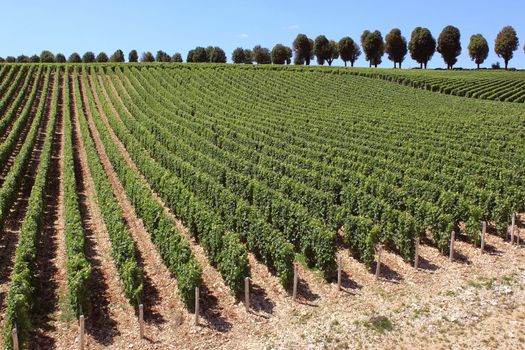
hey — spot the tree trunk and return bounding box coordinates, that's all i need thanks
[399,61,402,69]
[344,61,347,67]
[394,62,396,69]
[477,63,480,69]
[351,61,354,67]
[369,61,372,68]
[374,63,378,68]
[505,60,509,70]
[420,62,423,69]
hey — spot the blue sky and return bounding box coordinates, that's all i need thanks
[1,0,524,68]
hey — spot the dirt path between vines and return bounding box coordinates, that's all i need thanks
[69,72,137,349]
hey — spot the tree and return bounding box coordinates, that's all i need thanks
[313,35,330,65]
[110,49,125,62]
[468,34,489,69]
[208,47,227,63]
[437,25,461,69]
[494,26,519,70]
[243,49,253,64]
[128,50,138,63]
[293,34,313,65]
[55,53,66,63]
[271,44,292,64]
[252,45,271,64]
[338,37,361,67]
[68,52,82,63]
[156,50,171,62]
[361,30,384,67]
[96,52,109,63]
[385,28,408,68]
[232,47,246,63]
[82,51,95,63]
[140,51,155,62]
[326,40,339,66]
[172,53,183,62]
[188,47,208,63]
[0,57,4,63]
[408,27,436,69]
[16,55,29,63]
[5,56,16,63]
[40,50,55,63]
[30,55,40,63]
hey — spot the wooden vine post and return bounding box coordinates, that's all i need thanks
[375,245,382,280]
[449,231,455,262]
[337,256,342,291]
[12,326,19,350]
[414,237,420,269]
[195,287,200,326]
[292,263,298,301]
[481,221,486,253]
[139,304,144,339]
[244,277,250,312]
[79,315,85,350]
[511,213,516,245]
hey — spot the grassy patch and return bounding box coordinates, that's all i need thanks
[364,316,393,334]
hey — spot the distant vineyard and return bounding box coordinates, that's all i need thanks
[0,63,524,349]
[345,68,525,102]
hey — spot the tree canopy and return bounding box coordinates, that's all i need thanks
[338,37,361,67]
[110,49,125,62]
[40,50,55,63]
[55,53,66,63]
[140,51,155,62]
[361,30,384,67]
[468,34,489,69]
[271,44,292,64]
[172,53,183,63]
[253,45,271,64]
[96,52,109,63]
[495,26,519,69]
[293,34,313,65]
[68,52,82,63]
[156,50,171,62]
[128,50,138,63]
[385,29,408,68]
[437,25,462,69]
[207,46,227,63]
[82,51,96,63]
[408,27,436,69]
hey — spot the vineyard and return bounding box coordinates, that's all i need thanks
[0,63,524,349]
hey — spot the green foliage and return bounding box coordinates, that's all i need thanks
[495,26,519,69]
[385,28,408,68]
[172,52,183,63]
[5,56,16,63]
[232,47,247,64]
[156,50,171,62]
[128,50,138,63]
[82,51,95,63]
[68,52,82,63]
[338,37,361,67]
[437,25,462,69]
[408,27,436,69]
[293,34,313,65]
[361,30,384,67]
[55,53,67,63]
[40,50,55,63]
[140,51,155,62]
[110,49,125,63]
[16,55,29,63]
[29,55,40,63]
[207,46,227,63]
[96,52,109,63]
[468,34,489,69]
[252,45,271,64]
[271,44,292,65]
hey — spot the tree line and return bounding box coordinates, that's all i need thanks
[1,26,522,69]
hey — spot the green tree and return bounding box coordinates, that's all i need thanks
[244,49,253,64]
[437,25,461,69]
[16,55,29,63]
[55,53,66,63]
[293,34,313,65]
[82,51,95,63]
[408,27,436,69]
[68,52,82,63]
[326,40,339,66]
[0,57,4,63]
[468,34,489,69]
[232,47,246,63]
[96,52,109,63]
[30,55,40,63]
[271,44,292,64]
[385,28,408,68]
[110,49,125,62]
[189,47,208,62]
[172,53,183,62]
[40,50,55,63]
[128,50,138,63]
[361,30,384,67]
[252,45,271,64]
[208,47,227,63]
[5,56,16,63]
[494,26,519,70]
[140,51,155,62]
[156,50,171,62]
[338,37,361,67]
[313,35,330,65]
